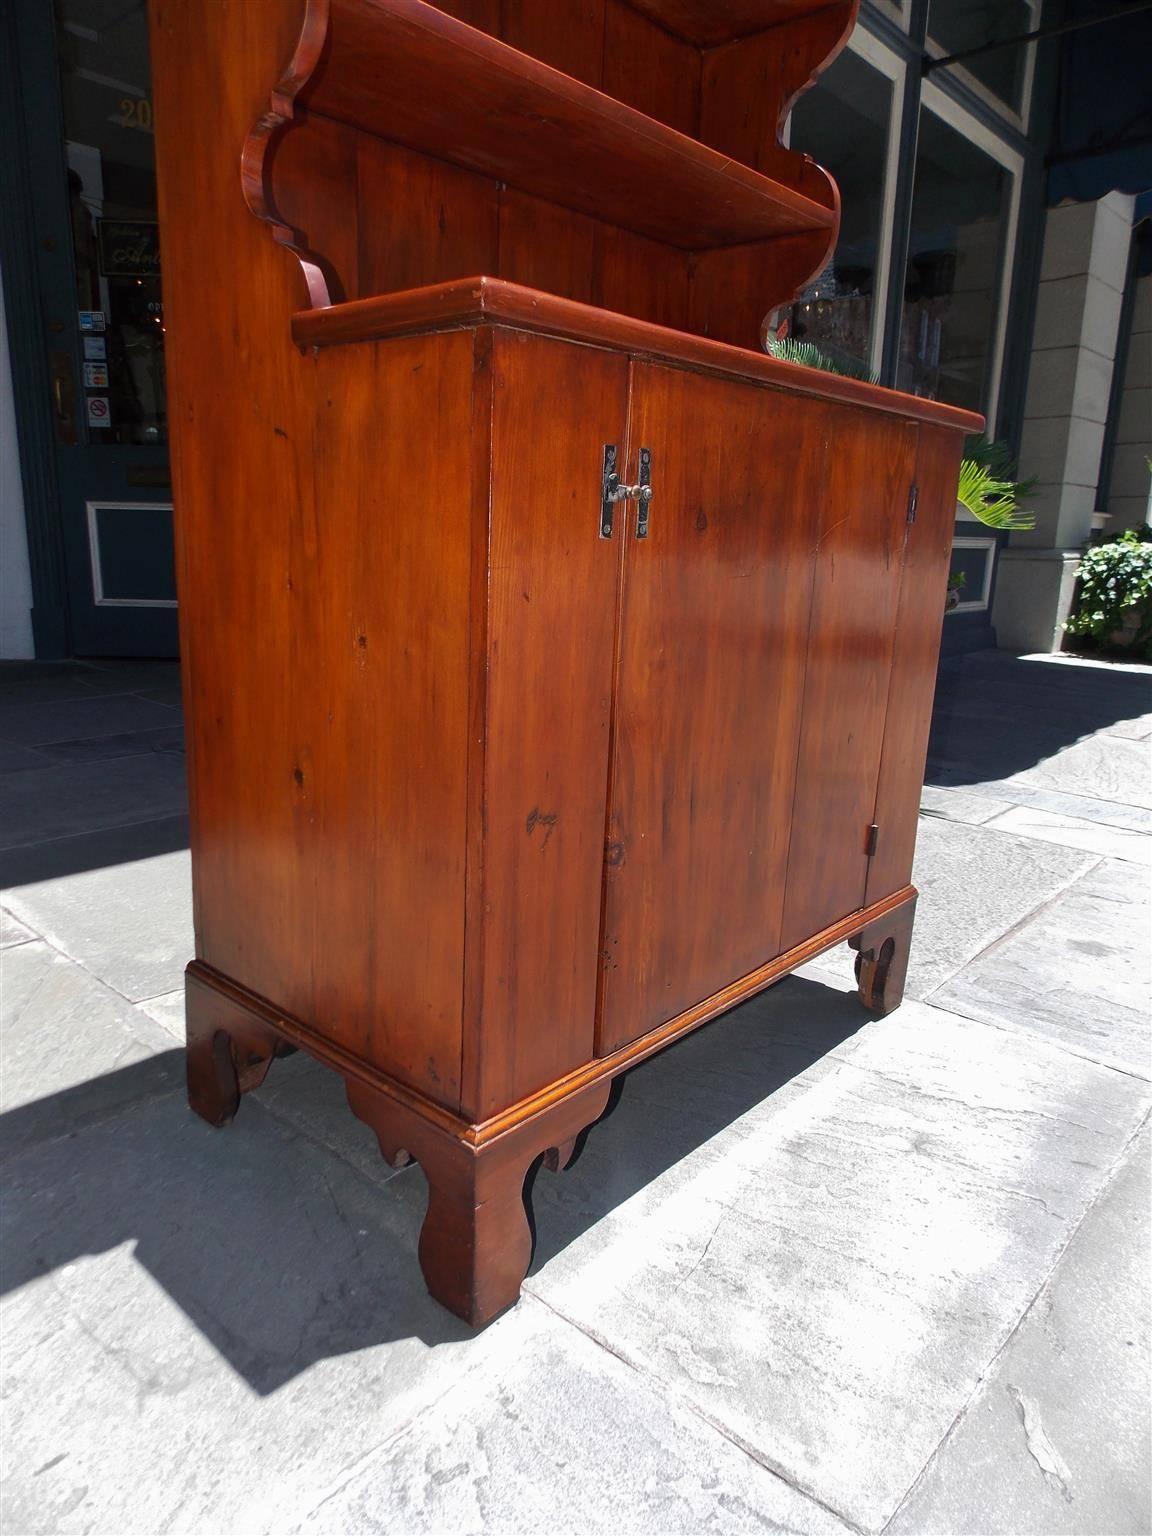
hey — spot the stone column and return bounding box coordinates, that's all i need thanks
[993,191,1134,652]
[1105,266,1151,532]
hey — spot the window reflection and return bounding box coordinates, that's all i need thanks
[928,0,1033,112]
[897,108,1011,413]
[56,0,166,446]
[786,47,894,375]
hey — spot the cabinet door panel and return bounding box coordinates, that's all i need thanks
[471,330,628,1115]
[777,409,917,952]
[597,365,830,1055]
[865,423,965,903]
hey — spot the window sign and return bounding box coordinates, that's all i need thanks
[96,219,161,279]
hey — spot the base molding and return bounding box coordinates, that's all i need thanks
[184,883,917,1323]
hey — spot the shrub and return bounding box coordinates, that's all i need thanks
[1065,529,1152,659]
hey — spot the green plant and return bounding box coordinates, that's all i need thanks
[764,334,878,384]
[765,337,1034,531]
[1065,529,1152,658]
[955,455,1035,531]
[947,570,967,592]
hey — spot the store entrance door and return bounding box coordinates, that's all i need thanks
[14,0,177,656]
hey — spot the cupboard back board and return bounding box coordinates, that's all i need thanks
[151,0,982,1324]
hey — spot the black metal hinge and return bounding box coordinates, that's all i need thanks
[866,823,879,857]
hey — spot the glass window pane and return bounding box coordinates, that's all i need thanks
[56,0,167,446]
[897,108,1011,414]
[786,48,894,374]
[928,0,1032,111]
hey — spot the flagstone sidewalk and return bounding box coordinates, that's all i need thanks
[1,649,1149,1536]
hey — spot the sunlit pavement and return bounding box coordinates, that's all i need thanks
[2,650,1149,1535]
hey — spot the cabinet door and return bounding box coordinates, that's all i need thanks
[470,330,629,1115]
[597,364,831,1055]
[865,422,966,905]
[776,407,917,952]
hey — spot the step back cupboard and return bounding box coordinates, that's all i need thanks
[149,0,983,1324]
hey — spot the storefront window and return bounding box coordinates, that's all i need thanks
[56,0,166,446]
[897,106,1012,414]
[786,47,895,375]
[928,0,1034,113]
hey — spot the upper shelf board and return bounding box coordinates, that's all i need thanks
[298,0,837,252]
[622,0,847,48]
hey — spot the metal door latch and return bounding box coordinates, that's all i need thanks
[600,445,654,539]
[634,447,653,538]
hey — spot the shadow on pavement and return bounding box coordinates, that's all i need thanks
[0,975,866,1392]
[927,652,1151,788]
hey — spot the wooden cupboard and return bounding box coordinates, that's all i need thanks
[150,0,983,1325]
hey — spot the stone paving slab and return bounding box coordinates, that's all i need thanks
[290,1295,852,1536]
[932,858,1152,1079]
[255,1053,411,1190]
[888,1123,1152,1536]
[0,909,36,948]
[33,724,185,766]
[4,850,194,1003]
[798,815,1096,999]
[985,803,1152,863]
[0,692,180,748]
[0,754,188,852]
[0,744,49,774]
[524,1004,1152,1533]
[0,942,182,1161]
[0,660,181,703]
[919,784,1014,825]
[945,776,1152,833]
[0,814,189,890]
[136,985,186,1038]
[0,1093,531,1536]
[997,734,1152,812]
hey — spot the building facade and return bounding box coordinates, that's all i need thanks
[2,0,1149,660]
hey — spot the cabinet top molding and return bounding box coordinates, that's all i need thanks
[293,276,986,434]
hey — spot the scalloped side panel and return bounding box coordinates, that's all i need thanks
[699,0,859,309]
[240,0,336,308]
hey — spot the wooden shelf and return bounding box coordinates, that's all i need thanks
[301,0,837,252]
[622,0,846,48]
[293,276,985,435]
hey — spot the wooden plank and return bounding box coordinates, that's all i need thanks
[302,0,837,251]
[293,277,986,435]
[777,407,916,952]
[498,190,598,304]
[272,112,361,303]
[865,422,967,903]
[355,133,499,298]
[502,0,606,86]
[470,331,629,1115]
[603,1,700,137]
[621,0,848,47]
[597,364,829,1054]
[596,224,691,330]
[295,333,475,1102]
